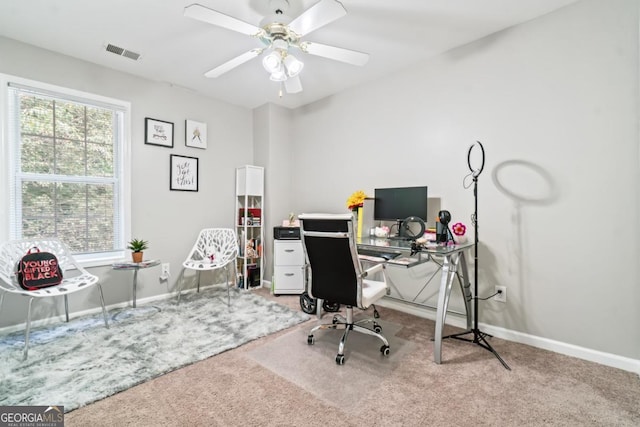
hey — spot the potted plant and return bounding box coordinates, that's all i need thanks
[127,238,149,263]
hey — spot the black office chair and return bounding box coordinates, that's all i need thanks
[299,213,390,365]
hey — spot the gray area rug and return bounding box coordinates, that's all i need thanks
[247,317,415,412]
[0,286,309,411]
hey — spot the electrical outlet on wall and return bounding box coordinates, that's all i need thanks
[161,263,170,280]
[495,286,506,303]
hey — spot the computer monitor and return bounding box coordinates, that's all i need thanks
[374,186,428,238]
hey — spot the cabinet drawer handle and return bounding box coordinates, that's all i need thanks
[284,249,295,253]
[285,273,294,277]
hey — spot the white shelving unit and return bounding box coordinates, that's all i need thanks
[235,165,264,290]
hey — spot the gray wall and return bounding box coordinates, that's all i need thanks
[288,0,639,362]
[0,37,254,323]
[0,0,638,367]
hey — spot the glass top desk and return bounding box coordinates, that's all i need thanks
[357,237,475,365]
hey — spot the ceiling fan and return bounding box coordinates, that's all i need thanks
[184,0,369,95]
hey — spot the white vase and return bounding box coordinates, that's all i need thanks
[453,235,468,244]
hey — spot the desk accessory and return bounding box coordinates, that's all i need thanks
[400,216,425,240]
[451,222,468,243]
[444,141,510,370]
[436,210,454,243]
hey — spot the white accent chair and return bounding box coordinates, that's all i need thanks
[0,238,109,360]
[176,228,238,306]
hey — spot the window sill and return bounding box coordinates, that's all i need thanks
[76,251,127,268]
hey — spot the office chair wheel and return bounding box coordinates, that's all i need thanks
[322,300,341,312]
[380,345,390,356]
[332,315,340,324]
[300,292,317,314]
[335,354,345,365]
[373,323,383,334]
[307,335,315,345]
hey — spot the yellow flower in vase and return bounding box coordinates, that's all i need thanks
[346,190,367,239]
[346,190,367,211]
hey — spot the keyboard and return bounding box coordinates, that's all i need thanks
[358,248,401,261]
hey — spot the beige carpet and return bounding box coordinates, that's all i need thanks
[66,288,640,427]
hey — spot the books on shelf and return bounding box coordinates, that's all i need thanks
[238,208,262,226]
[237,231,262,259]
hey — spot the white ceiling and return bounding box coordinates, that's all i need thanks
[0,0,578,109]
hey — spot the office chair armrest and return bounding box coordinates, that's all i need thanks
[362,262,384,278]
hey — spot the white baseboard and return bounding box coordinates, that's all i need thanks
[377,297,640,375]
[479,323,640,375]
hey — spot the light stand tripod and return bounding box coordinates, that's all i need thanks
[443,141,510,370]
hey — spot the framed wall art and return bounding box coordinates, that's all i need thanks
[170,154,199,192]
[145,118,174,148]
[185,119,207,149]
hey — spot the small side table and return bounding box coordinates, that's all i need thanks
[112,260,161,308]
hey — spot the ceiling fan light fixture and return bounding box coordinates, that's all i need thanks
[262,51,282,73]
[271,38,289,51]
[283,54,304,77]
[284,74,303,94]
[270,70,287,82]
[186,0,368,97]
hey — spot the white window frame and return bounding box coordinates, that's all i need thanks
[0,74,131,267]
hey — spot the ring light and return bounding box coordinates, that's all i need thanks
[401,216,425,240]
[467,140,485,178]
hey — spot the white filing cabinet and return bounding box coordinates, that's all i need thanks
[273,239,305,295]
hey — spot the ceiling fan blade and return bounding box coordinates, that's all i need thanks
[284,75,303,94]
[204,49,263,78]
[184,3,262,36]
[288,0,347,37]
[300,41,369,66]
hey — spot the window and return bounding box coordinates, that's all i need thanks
[2,77,130,265]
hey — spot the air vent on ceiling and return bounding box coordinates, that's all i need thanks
[105,43,141,61]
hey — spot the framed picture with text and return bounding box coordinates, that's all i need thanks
[170,154,198,192]
[185,119,207,149]
[145,118,174,148]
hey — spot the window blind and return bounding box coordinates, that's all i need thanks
[6,81,127,260]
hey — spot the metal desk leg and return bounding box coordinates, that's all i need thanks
[434,254,459,364]
[132,268,138,308]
